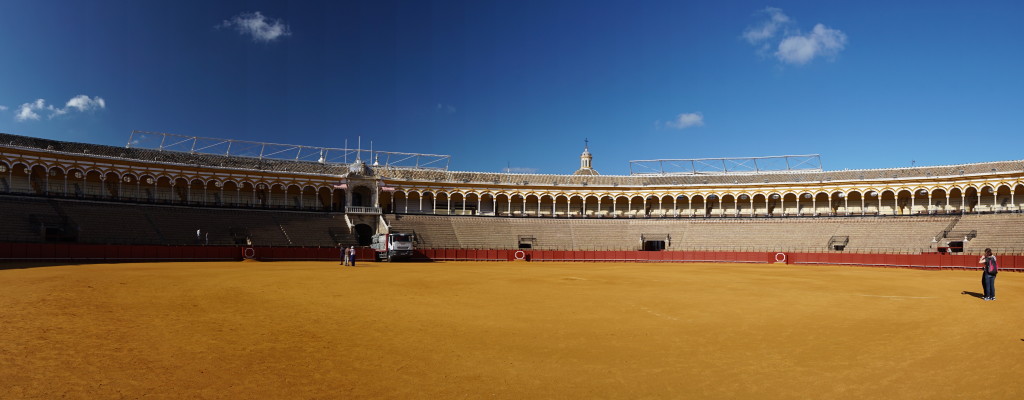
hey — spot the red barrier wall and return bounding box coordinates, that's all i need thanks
[0,243,356,262]
[2,243,1021,272]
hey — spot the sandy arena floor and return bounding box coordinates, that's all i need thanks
[1,260,1022,399]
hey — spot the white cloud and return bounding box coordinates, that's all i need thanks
[220,11,292,42]
[65,95,106,112]
[776,24,847,65]
[743,8,847,66]
[14,95,106,122]
[743,7,791,45]
[0,105,8,111]
[15,99,45,121]
[665,112,704,130]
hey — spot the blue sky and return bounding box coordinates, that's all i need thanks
[1,1,1022,175]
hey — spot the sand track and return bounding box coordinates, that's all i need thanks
[1,261,1021,399]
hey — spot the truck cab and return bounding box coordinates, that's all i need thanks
[370,232,415,261]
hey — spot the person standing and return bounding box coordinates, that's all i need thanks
[340,244,348,266]
[978,248,998,301]
[349,246,357,267]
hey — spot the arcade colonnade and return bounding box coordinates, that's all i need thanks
[386,184,1024,217]
[3,156,1024,217]
[0,159,379,211]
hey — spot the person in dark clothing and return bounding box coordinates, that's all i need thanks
[978,248,998,301]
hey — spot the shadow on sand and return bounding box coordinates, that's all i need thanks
[961,291,985,299]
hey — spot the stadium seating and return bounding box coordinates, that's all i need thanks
[954,213,1024,254]
[2,193,1003,254]
[55,200,164,245]
[380,213,984,253]
[3,131,1024,257]
[0,196,64,242]
[0,195,354,247]
[387,214,458,248]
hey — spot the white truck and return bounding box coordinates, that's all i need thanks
[370,232,415,262]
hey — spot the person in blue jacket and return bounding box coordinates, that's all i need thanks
[978,248,997,301]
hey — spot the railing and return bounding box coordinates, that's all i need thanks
[391,209,1018,219]
[401,244,1024,255]
[126,130,451,170]
[629,154,823,176]
[827,236,849,249]
[346,206,381,214]
[937,215,963,240]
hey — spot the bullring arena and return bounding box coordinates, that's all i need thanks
[2,131,1023,398]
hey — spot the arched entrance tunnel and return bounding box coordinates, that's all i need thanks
[354,224,374,246]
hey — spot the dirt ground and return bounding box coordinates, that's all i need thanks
[1,260,1021,399]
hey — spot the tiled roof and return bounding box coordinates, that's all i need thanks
[3,132,1023,187]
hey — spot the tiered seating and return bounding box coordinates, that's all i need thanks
[144,206,295,246]
[830,216,955,253]
[327,225,358,247]
[380,214,978,253]
[0,196,61,242]
[56,201,163,245]
[670,218,842,252]
[0,196,353,247]
[274,213,346,247]
[1,191,1019,254]
[386,214,457,248]
[955,213,1024,254]
[567,219,669,250]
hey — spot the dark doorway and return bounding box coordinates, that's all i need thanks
[354,224,373,246]
[643,241,665,251]
[351,186,373,207]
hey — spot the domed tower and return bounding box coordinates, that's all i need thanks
[573,139,599,176]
